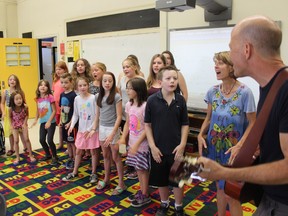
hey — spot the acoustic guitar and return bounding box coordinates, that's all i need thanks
[224,175,263,205]
[169,156,200,188]
[169,156,263,205]
[224,69,288,205]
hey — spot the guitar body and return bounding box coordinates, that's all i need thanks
[224,156,263,206]
[224,180,263,206]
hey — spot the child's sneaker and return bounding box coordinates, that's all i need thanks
[124,166,134,176]
[0,149,5,156]
[65,158,73,169]
[50,157,60,166]
[175,206,185,216]
[128,190,142,202]
[127,171,138,180]
[131,193,151,207]
[89,173,98,183]
[62,173,77,181]
[67,160,74,170]
[155,202,169,216]
[39,155,52,161]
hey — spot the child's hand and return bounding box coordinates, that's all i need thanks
[117,138,126,145]
[129,146,138,155]
[29,120,37,128]
[65,122,71,130]
[83,131,90,139]
[173,145,185,160]
[45,121,51,129]
[151,146,163,163]
[67,127,72,136]
[197,135,207,157]
[1,113,5,120]
[86,129,95,138]
[22,124,28,130]
[103,133,114,147]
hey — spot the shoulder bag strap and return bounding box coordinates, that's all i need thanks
[233,69,288,168]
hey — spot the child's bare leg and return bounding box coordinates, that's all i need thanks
[101,143,111,183]
[57,126,63,149]
[173,187,184,206]
[12,130,20,163]
[90,148,98,174]
[9,134,14,151]
[138,170,149,195]
[158,186,170,203]
[20,127,34,161]
[73,148,83,175]
[67,144,73,159]
[111,144,125,187]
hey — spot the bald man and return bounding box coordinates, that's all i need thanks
[198,15,288,215]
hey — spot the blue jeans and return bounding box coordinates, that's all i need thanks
[254,194,288,216]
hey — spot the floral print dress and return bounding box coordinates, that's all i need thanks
[204,83,256,165]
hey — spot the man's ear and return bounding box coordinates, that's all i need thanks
[245,42,253,60]
[157,79,162,85]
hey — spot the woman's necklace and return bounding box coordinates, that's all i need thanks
[221,80,237,95]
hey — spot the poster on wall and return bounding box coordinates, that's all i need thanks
[73,40,80,61]
[66,41,73,56]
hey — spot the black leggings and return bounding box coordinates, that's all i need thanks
[39,122,57,158]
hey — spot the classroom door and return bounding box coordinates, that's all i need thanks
[41,47,53,86]
[0,38,39,117]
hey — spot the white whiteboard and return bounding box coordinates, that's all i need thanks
[81,32,161,80]
[170,27,259,109]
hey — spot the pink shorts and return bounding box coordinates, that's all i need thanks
[75,131,100,150]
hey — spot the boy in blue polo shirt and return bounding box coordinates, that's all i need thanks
[144,65,189,216]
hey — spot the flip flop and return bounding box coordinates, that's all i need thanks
[30,157,37,164]
[112,185,127,195]
[82,154,91,161]
[13,160,19,166]
[96,180,110,190]
[7,150,15,156]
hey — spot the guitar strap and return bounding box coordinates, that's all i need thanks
[232,67,288,168]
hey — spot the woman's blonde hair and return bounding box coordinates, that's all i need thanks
[214,51,236,79]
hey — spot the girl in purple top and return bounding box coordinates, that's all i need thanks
[9,91,35,165]
[146,54,166,96]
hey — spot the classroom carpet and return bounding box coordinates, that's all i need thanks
[0,148,257,216]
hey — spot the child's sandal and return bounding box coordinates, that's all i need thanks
[6,150,15,156]
[112,185,127,195]
[96,180,110,190]
[13,160,20,166]
[30,156,37,164]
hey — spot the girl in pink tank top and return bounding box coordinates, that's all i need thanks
[9,91,36,165]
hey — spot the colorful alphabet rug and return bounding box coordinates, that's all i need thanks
[0,149,256,216]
